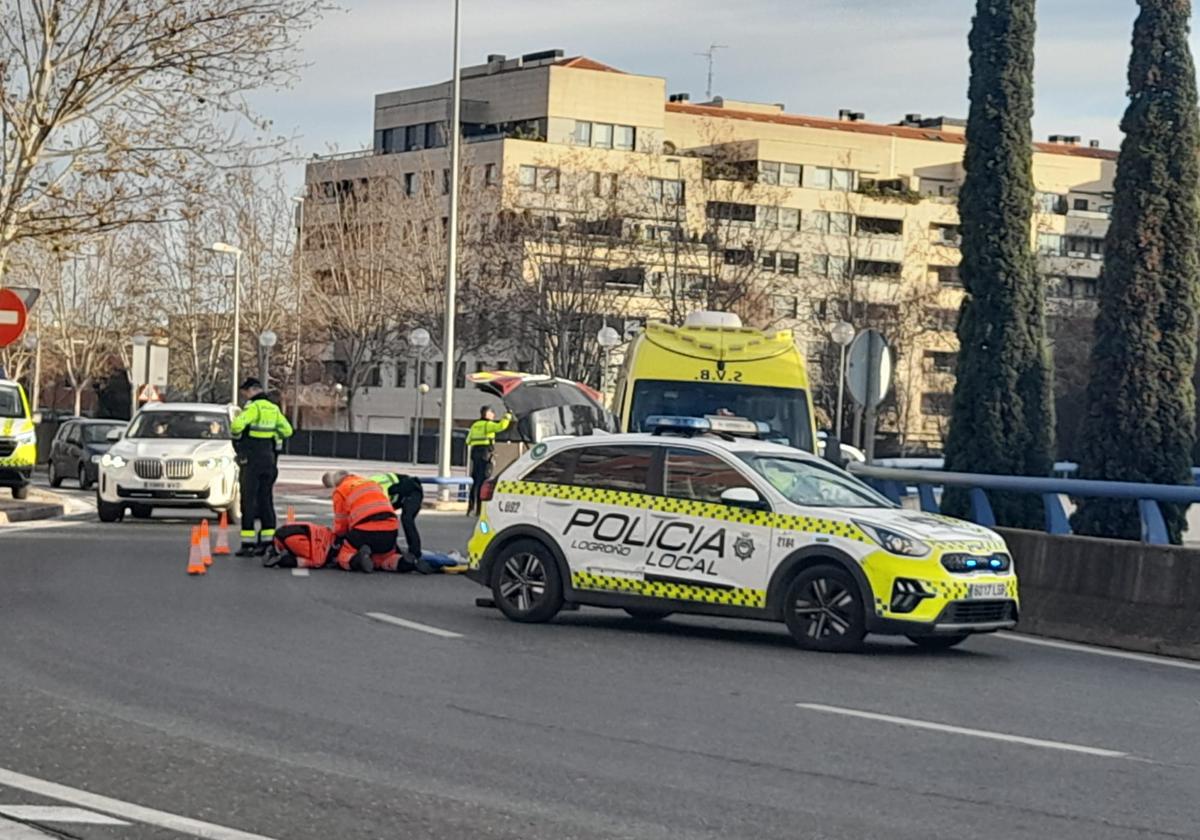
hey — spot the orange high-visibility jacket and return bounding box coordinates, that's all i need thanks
[332,475,398,536]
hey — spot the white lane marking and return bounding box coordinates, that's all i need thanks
[366,611,463,639]
[291,568,309,577]
[0,816,50,839]
[995,632,1200,672]
[0,805,128,825]
[0,766,284,840]
[0,521,85,537]
[795,703,1128,758]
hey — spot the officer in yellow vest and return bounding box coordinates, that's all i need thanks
[465,405,512,516]
[231,378,294,555]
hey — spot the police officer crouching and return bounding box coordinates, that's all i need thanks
[231,378,294,556]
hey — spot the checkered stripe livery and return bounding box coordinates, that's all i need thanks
[935,538,1008,553]
[572,571,767,608]
[495,481,869,542]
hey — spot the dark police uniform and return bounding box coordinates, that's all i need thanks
[231,391,293,551]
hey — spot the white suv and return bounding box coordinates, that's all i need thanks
[467,416,1018,652]
[97,402,239,522]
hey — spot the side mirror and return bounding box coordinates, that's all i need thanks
[106,428,123,442]
[720,486,767,510]
[31,411,43,425]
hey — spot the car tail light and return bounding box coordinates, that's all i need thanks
[479,479,496,502]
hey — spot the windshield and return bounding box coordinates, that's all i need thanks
[127,412,230,440]
[0,385,24,419]
[630,380,813,451]
[741,454,893,508]
[83,423,125,444]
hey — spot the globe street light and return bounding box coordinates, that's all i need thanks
[831,321,856,440]
[259,330,278,389]
[409,328,432,464]
[208,242,243,405]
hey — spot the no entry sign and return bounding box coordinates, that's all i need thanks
[0,288,28,348]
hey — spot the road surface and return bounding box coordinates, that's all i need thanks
[0,476,1197,839]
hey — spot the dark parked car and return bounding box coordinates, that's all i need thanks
[48,418,127,489]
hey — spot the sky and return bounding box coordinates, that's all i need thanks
[254,0,1186,164]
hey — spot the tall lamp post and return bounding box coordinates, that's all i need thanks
[333,382,344,431]
[596,325,621,403]
[23,330,40,413]
[831,320,856,439]
[208,242,243,405]
[290,195,306,427]
[259,330,278,389]
[409,327,431,464]
[437,0,464,482]
[131,333,149,410]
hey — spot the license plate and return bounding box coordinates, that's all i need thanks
[968,583,1007,599]
[143,481,182,490]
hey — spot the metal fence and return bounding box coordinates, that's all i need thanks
[282,429,468,467]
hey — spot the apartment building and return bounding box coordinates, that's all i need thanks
[304,48,1116,450]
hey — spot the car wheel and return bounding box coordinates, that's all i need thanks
[623,608,674,621]
[48,461,63,488]
[78,464,93,490]
[12,484,30,501]
[130,504,153,519]
[490,539,564,623]
[907,634,970,651]
[783,564,867,652]
[97,494,124,523]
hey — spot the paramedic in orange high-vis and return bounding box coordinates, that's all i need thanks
[323,470,401,572]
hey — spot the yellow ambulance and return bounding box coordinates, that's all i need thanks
[612,311,819,453]
[0,379,37,499]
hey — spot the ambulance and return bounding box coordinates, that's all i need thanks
[0,379,37,499]
[612,311,819,454]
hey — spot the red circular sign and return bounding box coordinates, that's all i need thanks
[0,288,29,348]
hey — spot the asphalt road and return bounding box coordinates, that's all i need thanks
[1,489,1198,839]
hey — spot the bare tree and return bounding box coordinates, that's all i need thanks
[0,0,327,282]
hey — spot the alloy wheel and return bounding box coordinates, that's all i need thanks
[498,552,547,613]
[793,577,855,640]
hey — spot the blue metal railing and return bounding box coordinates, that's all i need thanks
[848,464,1200,545]
[419,476,472,504]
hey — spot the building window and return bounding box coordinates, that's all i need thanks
[650,178,685,203]
[485,163,498,186]
[404,172,418,197]
[924,351,956,374]
[921,392,954,416]
[811,254,829,276]
[615,125,636,150]
[931,265,961,286]
[931,223,961,246]
[426,123,445,149]
[1057,275,1099,299]
[773,295,799,318]
[1035,191,1067,214]
[805,166,832,190]
[1037,233,1064,255]
[855,259,902,279]
[757,206,779,229]
[927,307,959,331]
[365,366,382,388]
[575,121,592,146]
[395,361,408,388]
[759,161,780,185]
[518,165,536,188]
[857,216,903,237]
[1065,235,1104,259]
[760,251,777,272]
[830,212,853,235]
[829,255,850,279]
[593,123,614,149]
[779,207,800,231]
[724,249,754,266]
[803,210,829,232]
[779,252,800,275]
[1073,198,1090,211]
[442,168,450,195]
[831,168,855,191]
[780,163,801,187]
[404,124,424,152]
[519,165,559,191]
[593,172,618,198]
[434,362,445,388]
[455,361,467,389]
[707,200,754,221]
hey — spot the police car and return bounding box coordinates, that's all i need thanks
[467,416,1018,652]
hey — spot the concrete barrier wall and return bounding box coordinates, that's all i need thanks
[998,528,1200,661]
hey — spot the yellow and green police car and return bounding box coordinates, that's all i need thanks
[467,416,1018,652]
[0,379,37,500]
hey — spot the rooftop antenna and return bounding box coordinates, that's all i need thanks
[696,44,729,101]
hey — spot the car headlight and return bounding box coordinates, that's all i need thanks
[198,456,232,470]
[15,430,36,445]
[101,453,127,469]
[855,521,930,557]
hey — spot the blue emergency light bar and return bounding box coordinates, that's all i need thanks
[645,415,768,438]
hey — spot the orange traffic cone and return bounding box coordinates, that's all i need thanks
[187,526,206,576]
[213,510,231,556]
[286,505,296,524]
[199,519,213,567]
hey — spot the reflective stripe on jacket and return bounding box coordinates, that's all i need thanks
[232,396,294,441]
[465,415,513,449]
[332,475,398,536]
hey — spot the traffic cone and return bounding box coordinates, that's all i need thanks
[187,526,206,576]
[199,519,213,567]
[286,505,296,524]
[213,511,231,556]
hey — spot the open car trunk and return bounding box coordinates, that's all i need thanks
[468,371,616,443]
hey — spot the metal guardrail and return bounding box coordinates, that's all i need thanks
[419,476,471,504]
[848,463,1200,545]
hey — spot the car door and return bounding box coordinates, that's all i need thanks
[648,446,774,607]
[538,444,655,592]
[52,422,75,475]
[65,423,83,471]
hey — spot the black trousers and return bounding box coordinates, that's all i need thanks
[468,449,492,513]
[398,493,422,558]
[346,527,398,554]
[239,453,278,539]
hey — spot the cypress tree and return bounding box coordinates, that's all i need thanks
[1072,0,1200,543]
[943,0,1054,527]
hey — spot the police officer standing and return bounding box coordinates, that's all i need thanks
[231,378,294,555]
[465,405,513,517]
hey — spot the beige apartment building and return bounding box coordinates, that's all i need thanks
[305,48,1115,451]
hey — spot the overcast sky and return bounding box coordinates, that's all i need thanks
[256,0,1187,161]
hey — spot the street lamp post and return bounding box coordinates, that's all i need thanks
[23,329,40,413]
[596,325,621,402]
[409,327,431,464]
[831,321,856,439]
[333,382,344,431]
[437,0,464,482]
[208,242,243,405]
[290,196,305,427]
[259,330,278,389]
